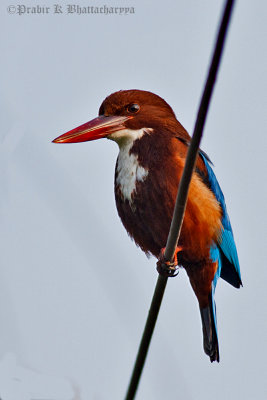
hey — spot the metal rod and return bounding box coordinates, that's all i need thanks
[124,1,235,399]
[125,275,168,400]
[165,0,235,262]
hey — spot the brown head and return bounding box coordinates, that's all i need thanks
[52,89,189,145]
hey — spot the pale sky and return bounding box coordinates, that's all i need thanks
[1,1,266,399]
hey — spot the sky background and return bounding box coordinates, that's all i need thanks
[1,0,267,399]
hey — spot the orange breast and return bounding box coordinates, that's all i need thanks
[177,156,222,262]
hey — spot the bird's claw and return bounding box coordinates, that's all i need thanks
[156,260,179,277]
[156,247,181,277]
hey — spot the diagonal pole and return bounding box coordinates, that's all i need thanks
[124,1,235,399]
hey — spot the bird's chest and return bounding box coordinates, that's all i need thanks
[114,145,173,257]
[115,145,148,204]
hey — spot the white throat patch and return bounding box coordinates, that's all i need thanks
[109,128,152,204]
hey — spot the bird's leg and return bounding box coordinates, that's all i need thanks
[156,246,183,277]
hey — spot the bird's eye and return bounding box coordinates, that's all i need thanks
[126,103,140,114]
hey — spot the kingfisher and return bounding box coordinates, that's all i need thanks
[53,89,242,362]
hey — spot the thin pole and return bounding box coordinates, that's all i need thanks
[165,0,235,262]
[125,275,168,400]
[124,1,235,399]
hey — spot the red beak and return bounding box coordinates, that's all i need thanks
[52,115,132,144]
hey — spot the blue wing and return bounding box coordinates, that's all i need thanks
[200,152,242,288]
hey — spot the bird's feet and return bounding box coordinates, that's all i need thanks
[156,246,182,277]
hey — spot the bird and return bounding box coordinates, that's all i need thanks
[53,89,242,362]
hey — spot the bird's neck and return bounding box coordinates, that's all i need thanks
[114,126,181,206]
[113,116,192,205]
